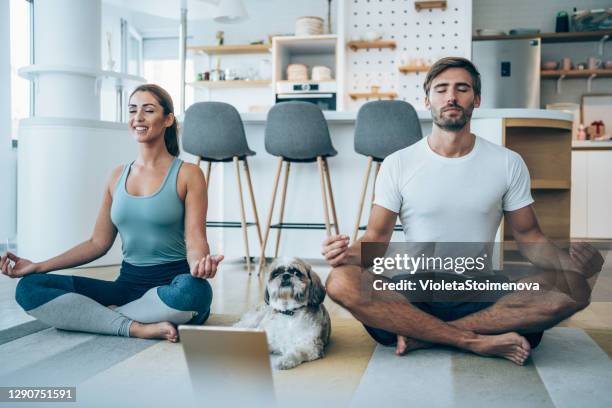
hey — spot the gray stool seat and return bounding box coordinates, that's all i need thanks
[354,100,422,161]
[352,100,423,241]
[183,101,256,161]
[259,102,339,270]
[265,101,337,162]
[182,101,262,273]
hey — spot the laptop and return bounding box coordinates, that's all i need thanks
[178,325,276,407]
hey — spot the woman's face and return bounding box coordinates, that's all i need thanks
[128,91,174,144]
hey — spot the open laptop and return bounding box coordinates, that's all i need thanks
[178,325,276,407]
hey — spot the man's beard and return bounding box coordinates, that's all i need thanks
[431,102,475,131]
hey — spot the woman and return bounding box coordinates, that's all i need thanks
[0,84,222,342]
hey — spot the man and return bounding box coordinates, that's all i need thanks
[323,57,604,365]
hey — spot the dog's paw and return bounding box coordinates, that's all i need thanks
[272,355,300,370]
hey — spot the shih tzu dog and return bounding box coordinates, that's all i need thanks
[234,257,331,370]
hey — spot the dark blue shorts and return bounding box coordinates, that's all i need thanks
[364,272,544,348]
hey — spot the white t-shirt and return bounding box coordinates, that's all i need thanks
[374,135,533,242]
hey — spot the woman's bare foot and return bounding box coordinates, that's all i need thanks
[129,321,178,342]
[395,335,433,356]
[467,332,531,365]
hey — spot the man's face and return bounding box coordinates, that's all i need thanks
[425,67,481,131]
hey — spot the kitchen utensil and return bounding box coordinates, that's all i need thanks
[587,57,602,70]
[561,57,573,71]
[542,61,559,70]
[555,11,570,32]
[295,16,324,36]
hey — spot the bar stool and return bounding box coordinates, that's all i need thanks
[352,100,423,241]
[182,102,263,271]
[259,101,339,269]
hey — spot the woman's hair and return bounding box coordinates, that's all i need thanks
[129,84,180,156]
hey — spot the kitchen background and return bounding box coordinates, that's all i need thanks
[4,0,612,263]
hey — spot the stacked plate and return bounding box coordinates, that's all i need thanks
[295,16,324,36]
[287,64,308,81]
[312,66,332,81]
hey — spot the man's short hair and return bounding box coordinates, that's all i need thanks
[423,57,481,97]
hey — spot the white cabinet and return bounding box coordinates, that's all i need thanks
[571,150,612,239]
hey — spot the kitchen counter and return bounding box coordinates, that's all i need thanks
[572,140,612,150]
[239,109,573,124]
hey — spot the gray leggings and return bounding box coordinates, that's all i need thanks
[15,260,212,337]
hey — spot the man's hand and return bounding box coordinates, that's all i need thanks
[0,252,39,278]
[569,242,604,278]
[191,254,224,279]
[322,235,350,267]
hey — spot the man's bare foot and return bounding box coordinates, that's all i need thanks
[467,332,531,365]
[129,321,178,342]
[395,335,433,356]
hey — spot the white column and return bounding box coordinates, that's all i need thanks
[0,0,14,241]
[33,0,101,119]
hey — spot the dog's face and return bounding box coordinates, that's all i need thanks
[265,258,326,311]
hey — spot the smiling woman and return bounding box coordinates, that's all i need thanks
[2,83,225,342]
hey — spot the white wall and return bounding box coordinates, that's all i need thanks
[1,0,15,240]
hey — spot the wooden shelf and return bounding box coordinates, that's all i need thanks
[541,69,612,78]
[187,80,271,89]
[398,65,431,74]
[473,30,612,43]
[349,92,398,100]
[187,44,270,55]
[347,40,396,51]
[414,1,447,11]
[531,179,571,189]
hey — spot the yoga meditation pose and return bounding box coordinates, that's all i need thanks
[323,57,604,365]
[1,84,222,341]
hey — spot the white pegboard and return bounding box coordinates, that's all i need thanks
[345,0,472,110]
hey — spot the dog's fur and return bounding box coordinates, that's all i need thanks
[234,257,331,370]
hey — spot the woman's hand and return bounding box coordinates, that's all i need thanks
[0,252,39,278]
[191,254,224,279]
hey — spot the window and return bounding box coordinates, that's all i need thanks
[9,0,32,140]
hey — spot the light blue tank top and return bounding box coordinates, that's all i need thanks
[111,158,187,266]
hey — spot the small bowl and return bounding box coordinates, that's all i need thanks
[542,61,559,70]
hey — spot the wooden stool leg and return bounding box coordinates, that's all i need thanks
[259,157,284,271]
[233,157,251,272]
[243,158,263,246]
[353,156,373,242]
[205,162,212,192]
[370,161,382,207]
[274,161,290,258]
[323,158,339,235]
[317,156,332,237]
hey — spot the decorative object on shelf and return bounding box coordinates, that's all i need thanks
[577,124,588,140]
[312,66,332,81]
[105,32,115,71]
[555,11,570,33]
[542,61,559,70]
[414,1,447,11]
[588,120,606,139]
[295,16,324,36]
[287,64,308,81]
[606,60,612,69]
[572,8,612,32]
[216,31,225,46]
[587,57,602,70]
[509,28,541,36]
[347,40,396,51]
[561,57,573,71]
[362,30,383,42]
[349,85,397,100]
[474,29,506,36]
